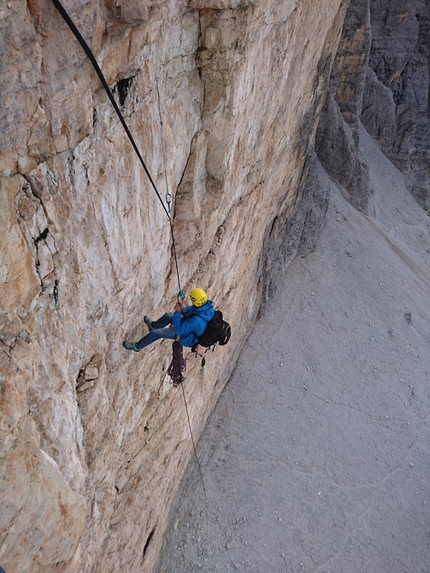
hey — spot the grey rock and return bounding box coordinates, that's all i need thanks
[315,0,429,213]
[316,91,372,212]
[365,0,430,209]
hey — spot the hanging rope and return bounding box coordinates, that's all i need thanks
[155,76,172,215]
[51,0,182,294]
[180,379,209,513]
[53,1,210,516]
[156,343,208,512]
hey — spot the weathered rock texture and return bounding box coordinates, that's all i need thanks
[315,0,372,212]
[1,1,349,572]
[365,0,430,210]
[316,0,430,212]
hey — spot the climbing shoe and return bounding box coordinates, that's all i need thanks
[144,316,153,331]
[123,341,140,352]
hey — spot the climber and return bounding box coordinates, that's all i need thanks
[123,288,215,352]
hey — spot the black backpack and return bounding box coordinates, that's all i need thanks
[196,310,231,349]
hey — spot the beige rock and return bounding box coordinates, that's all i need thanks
[18,155,38,174]
[0,1,349,572]
[0,176,41,319]
[0,150,18,177]
[84,365,99,380]
[0,439,86,570]
[77,380,95,391]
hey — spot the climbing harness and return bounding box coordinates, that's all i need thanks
[192,344,215,368]
[51,0,182,295]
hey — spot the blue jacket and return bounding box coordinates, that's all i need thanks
[172,300,215,347]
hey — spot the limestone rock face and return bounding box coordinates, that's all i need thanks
[364,0,430,209]
[316,90,372,211]
[315,0,429,213]
[330,0,371,139]
[0,1,348,572]
[315,0,374,212]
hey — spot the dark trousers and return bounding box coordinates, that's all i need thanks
[136,312,176,350]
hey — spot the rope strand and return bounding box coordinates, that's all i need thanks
[53,0,211,524]
[180,382,209,513]
[51,0,182,293]
[155,76,172,213]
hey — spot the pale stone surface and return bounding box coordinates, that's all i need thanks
[84,366,98,381]
[160,126,430,573]
[1,1,350,572]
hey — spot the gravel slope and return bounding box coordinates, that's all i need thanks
[161,129,430,573]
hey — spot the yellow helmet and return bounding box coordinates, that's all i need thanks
[190,288,207,307]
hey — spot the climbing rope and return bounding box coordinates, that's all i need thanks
[51,0,182,294]
[180,380,209,513]
[155,76,173,215]
[167,340,186,387]
[52,2,211,506]
[156,344,208,513]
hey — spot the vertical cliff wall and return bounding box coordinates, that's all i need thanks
[315,0,430,213]
[365,0,430,210]
[0,1,349,572]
